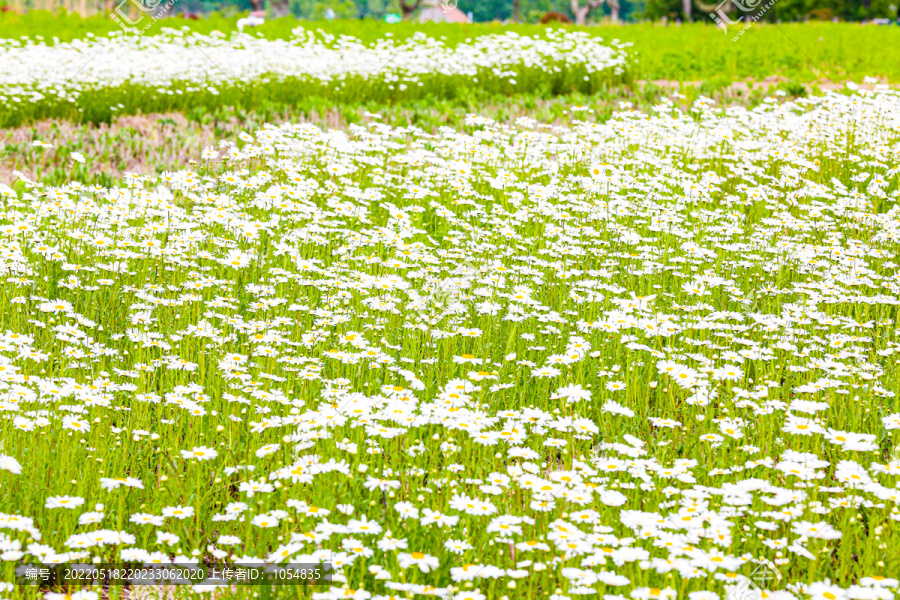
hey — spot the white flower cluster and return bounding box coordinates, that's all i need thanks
[0,28,629,110]
[0,88,899,599]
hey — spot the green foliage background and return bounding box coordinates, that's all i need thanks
[1,0,897,21]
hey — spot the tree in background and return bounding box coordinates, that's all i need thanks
[644,0,894,22]
[571,0,605,23]
[191,0,900,22]
[456,0,512,21]
[353,0,393,19]
[22,0,888,23]
[514,0,565,21]
[278,0,356,18]
[642,0,685,19]
[609,0,620,21]
[277,0,636,23]
[398,0,420,19]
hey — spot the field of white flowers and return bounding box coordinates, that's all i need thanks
[0,29,629,126]
[1,26,900,600]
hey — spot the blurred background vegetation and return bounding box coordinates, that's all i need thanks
[1,0,898,22]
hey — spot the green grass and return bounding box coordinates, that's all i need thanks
[0,11,899,600]
[0,17,897,131]
[0,84,813,187]
[0,85,899,600]
[1,16,897,129]
[0,65,630,129]
[2,12,899,82]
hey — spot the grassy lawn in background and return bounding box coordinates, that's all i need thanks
[2,12,899,82]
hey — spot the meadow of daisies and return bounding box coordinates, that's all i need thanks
[1,22,900,600]
[0,28,629,127]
